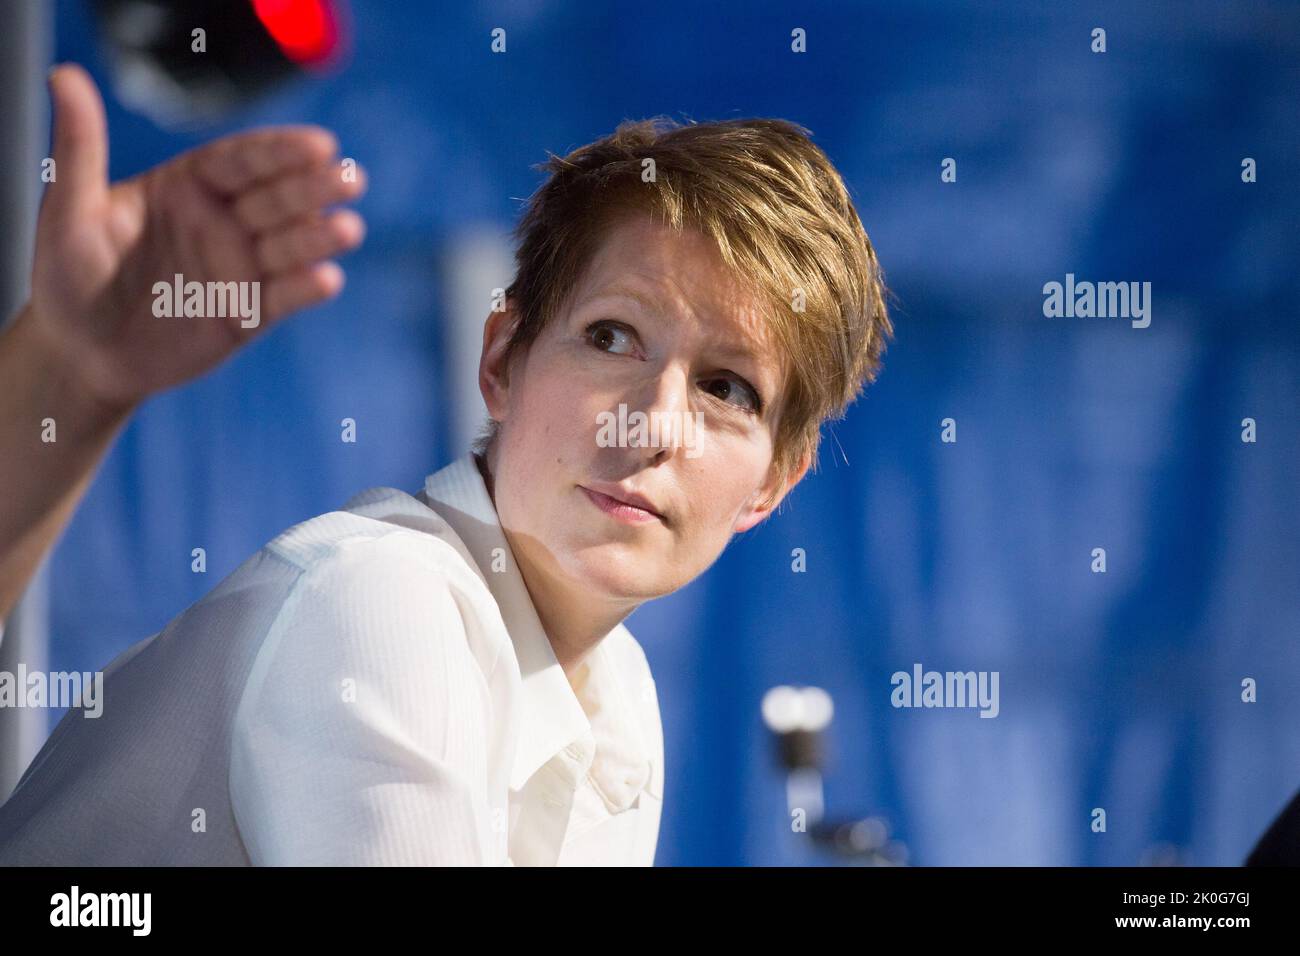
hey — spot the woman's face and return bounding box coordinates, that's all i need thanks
[480,211,809,607]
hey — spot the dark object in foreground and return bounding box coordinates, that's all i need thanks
[91,0,348,124]
[1246,787,1300,865]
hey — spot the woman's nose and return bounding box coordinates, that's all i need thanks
[629,364,690,420]
[618,365,693,456]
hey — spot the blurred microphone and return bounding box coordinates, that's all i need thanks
[762,684,908,865]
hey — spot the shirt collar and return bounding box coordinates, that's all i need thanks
[417,452,652,812]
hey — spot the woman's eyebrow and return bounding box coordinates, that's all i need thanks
[585,285,664,316]
[587,284,773,369]
[705,337,764,365]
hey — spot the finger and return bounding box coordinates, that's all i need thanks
[234,159,367,233]
[46,63,109,219]
[255,209,365,275]
[190,126,339,196]
[261,260,346,326]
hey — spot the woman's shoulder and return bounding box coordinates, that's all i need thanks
[216,486,515,704]
[256,485,504,641]
[263,485,462,570]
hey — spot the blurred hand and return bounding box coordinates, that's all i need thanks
[28,63,368,414]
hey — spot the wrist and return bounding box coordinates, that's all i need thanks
[8,301,139,430]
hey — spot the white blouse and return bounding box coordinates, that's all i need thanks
[0,453,664,866]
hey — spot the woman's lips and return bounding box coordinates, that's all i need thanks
[579,486,665,525]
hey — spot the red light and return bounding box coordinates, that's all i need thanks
[251,0,339,65]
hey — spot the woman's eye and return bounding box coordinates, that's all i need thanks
[586,321,638,356]
[586,321,762,414]
[703,376,762,414]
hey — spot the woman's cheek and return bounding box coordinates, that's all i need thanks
[542,362,597,421]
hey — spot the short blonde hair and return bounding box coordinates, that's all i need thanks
[478,116,893,505]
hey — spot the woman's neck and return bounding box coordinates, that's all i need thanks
[475,446,634,682]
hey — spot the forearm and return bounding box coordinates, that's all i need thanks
[0,302,135,619]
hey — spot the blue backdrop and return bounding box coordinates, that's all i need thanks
[42,0,1300,865]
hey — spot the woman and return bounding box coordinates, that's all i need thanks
[0,102,892,865]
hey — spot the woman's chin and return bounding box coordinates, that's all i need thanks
[564,545,676,603]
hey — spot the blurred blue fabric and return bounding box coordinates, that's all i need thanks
[42,0,1300,865]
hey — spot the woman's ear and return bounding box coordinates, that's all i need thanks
[479,300,519,421]
[732,450,812,533]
